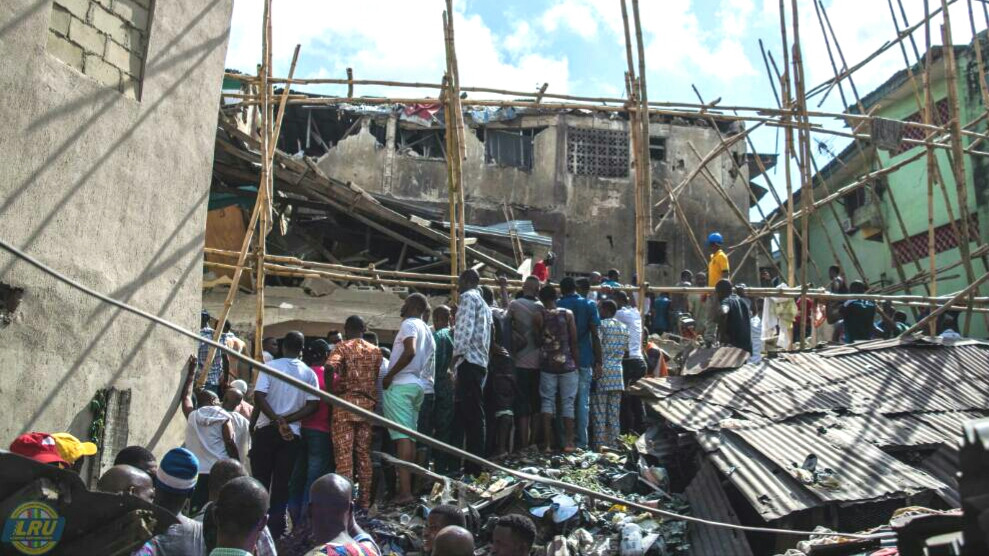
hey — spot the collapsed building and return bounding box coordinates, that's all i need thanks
[258,93,771,285]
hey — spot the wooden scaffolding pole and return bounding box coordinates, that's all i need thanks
[790,0,814,349]
[940,0,979,335]
[926,0,939,335]
[253,0,274,366]
[903,268,989,335]
[778,0,796,286]
[442,3,467,278]
[632,0,651,317]
[816,1,930,316]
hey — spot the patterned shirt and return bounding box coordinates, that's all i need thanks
[197,327,228,386]
[453,288,493,368]
[328,338,383,421]
[305,532,380,556]
[598,318,629,391]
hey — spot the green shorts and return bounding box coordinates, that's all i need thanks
[383,383,425,440]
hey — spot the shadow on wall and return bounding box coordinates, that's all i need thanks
[6,0,230,439]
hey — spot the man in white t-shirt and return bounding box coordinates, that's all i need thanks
[382,293,435,505]
[613,291,648,434]
[250,331,319,540]
[180,356,240,515]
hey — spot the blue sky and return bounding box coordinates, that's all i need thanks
[225,0,986,222]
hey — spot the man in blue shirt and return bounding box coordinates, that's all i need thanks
[651,293,672,334]
[841,281,876,343]
[558,277,602,449]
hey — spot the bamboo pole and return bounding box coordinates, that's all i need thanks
[903,269,989,335]
[442,4,467,276]
[254,0,274,368]
[685,142,793,280]
[216,260,989,307]
[778,0,796,286]
[926,0,939,335]
[789,0,813,349]
[197,5,279,390]
[816,0,929,320]
[632,0,651,318]
[940,1,979,335]
[441,71,459,290]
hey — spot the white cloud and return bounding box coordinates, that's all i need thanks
[503,21,536,55]
[225,0,569,98]
[540,3,600,39]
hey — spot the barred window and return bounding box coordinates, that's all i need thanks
[566,127,629,178]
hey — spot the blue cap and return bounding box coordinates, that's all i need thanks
[707,232,724,245]
[155,447,199,495]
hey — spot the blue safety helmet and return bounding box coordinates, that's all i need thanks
[707,232,724,245]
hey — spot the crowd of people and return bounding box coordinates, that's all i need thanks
[8,232,968,556]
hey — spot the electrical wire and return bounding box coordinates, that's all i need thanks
[0,237,878,540]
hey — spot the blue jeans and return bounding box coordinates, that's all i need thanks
[288,428,332,516]
[575,367,593,448]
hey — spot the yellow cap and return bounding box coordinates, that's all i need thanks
[50,433,98,464]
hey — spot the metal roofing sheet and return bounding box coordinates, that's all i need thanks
[917,445,961,508]
[728,421,945,505]
[908,410,989,441]
[685,462,755,556]
[644,397,733,432]
[702,432,821,521]
[797,413,949,450]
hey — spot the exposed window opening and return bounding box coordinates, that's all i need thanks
[649,137,667,161]
[647,240,668,265]
[396,127,446,159]
[484,127,545,171]
[566,127,629,178]
[843,186,870,218]
[0,283,25,328]
[279,108,361,156]
[369,121,387,147]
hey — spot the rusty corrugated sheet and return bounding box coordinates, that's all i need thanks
[633,341,989,522]
[685,461,755,556]
[728,421,944,505]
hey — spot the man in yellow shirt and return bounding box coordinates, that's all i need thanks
[707,232,730,286]
[704,232,730,344]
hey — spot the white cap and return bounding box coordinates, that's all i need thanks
[229,379,249,395]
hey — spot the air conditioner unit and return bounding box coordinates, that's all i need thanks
[841,219,857,234]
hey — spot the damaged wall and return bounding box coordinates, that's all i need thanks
[0,0,233,454]
[317,111,757,285]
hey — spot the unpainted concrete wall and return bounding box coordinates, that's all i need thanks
[0,0,233,455]
[317,113,758,286]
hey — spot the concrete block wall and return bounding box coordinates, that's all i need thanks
[47,0,151,99]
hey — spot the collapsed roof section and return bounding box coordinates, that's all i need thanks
[632,337,989,524]
[212,114,531,278]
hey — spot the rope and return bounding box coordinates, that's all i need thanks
[0,237,877,540]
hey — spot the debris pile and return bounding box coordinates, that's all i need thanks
[356,443,693,556]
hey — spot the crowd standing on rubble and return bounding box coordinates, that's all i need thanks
[6,231,970,556]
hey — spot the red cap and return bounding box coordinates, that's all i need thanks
[9,433,69,466]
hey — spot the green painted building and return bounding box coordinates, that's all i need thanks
[775,36,989,338]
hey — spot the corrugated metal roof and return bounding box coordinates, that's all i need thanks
[634,340,989,521]
[798,413,949,450]
[685,462,755,556]
[702,431,821,521]
[917,445,961,508]
[728,421,944,505]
